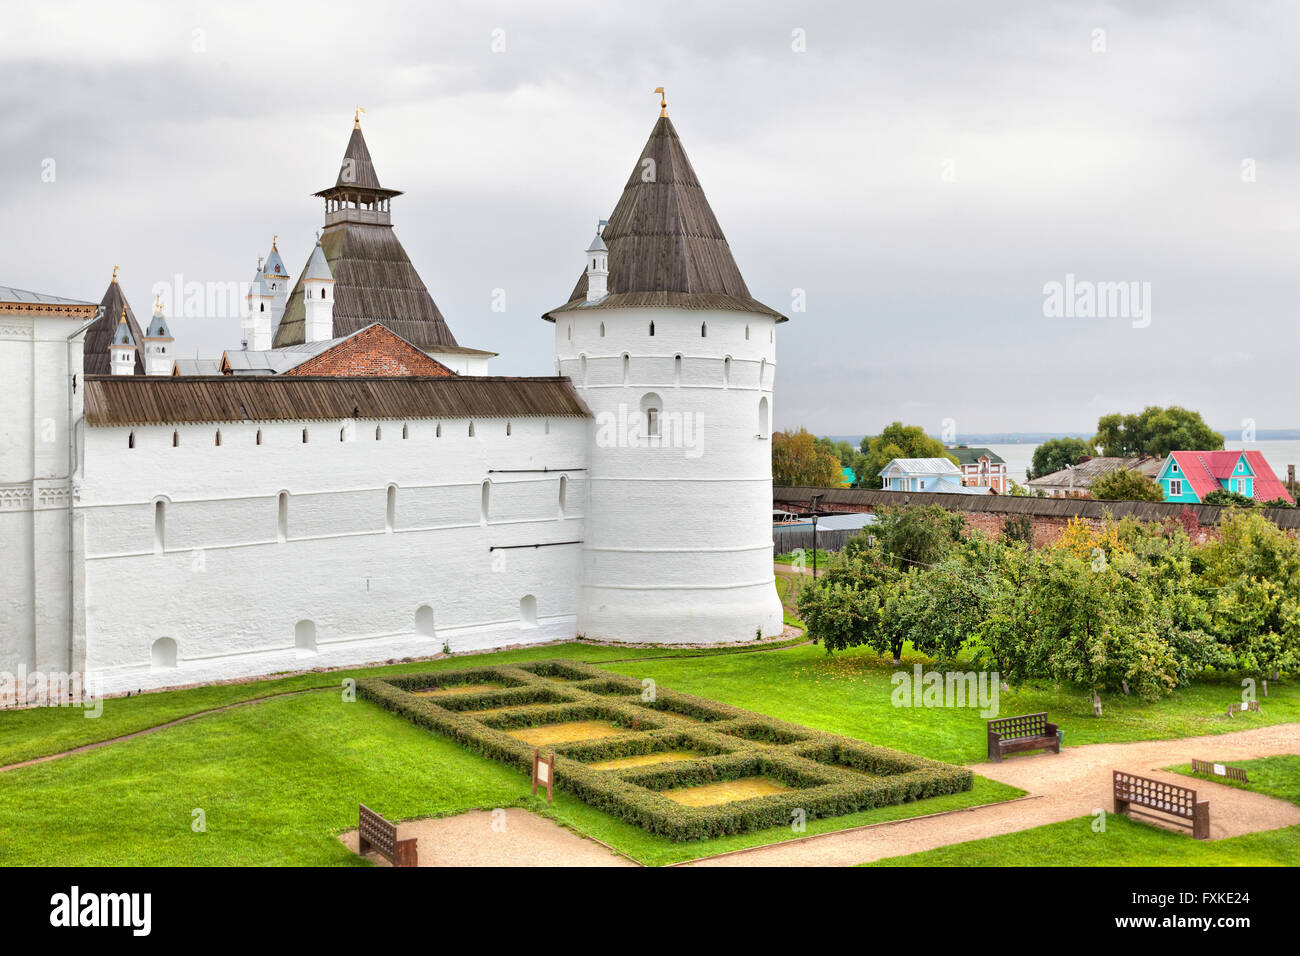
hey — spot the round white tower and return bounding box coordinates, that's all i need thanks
[544,104,785,643]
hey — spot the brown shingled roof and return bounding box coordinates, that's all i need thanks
[543,115,786,322]
[84,375,590,426]
[275,122,455,350]
[84,278,145,376]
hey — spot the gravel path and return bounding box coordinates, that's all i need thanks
[338,808,635,867]
[686,722,1300,866]
[338,723,1299,867]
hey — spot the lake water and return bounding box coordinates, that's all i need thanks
[985,440,1300,485]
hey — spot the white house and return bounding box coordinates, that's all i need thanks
[0,105,786,700]
[878,457,968,493]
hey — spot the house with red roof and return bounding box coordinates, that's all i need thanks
[1156,450,1294,505]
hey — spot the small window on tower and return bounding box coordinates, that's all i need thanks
[701,322,708,337]
[649,321,655,336]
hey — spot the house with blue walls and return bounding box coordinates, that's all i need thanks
[1156,450,1293,504]
[878,458,973,493]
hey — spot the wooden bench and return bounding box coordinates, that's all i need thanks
[358,804,418,867]
[1192,759,1248,783]
[1113,771,1209,840]
[987,712,1061,761]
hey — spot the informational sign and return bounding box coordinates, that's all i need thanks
[531,748,554,803]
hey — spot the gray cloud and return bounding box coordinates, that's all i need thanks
[2,0,1295,435]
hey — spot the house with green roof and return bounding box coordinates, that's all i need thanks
[947,446,1009,493]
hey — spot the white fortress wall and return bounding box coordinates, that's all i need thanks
[78,413,587,693]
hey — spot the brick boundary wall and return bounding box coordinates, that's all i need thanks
[773,487,1300,547]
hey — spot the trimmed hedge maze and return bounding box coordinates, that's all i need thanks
[357,660,972,842]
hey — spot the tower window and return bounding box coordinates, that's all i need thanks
[402,423,409,439]
[674,354,682,386]
[277,491,288,542]
[648,321,655,336]
[153,500,165,553]
[386,484,397,532]
[701,322,707,337]
[375,425,382,440]
[302,428,309,444]
[172,430,180,447]
[558,474,568,518]
[622,353,630,386]
[256,429,263,445]
[215,429,222,446]
[436,423,442,438]
[128,431,135,449]
[599,322,605,337]
[723,356,732,387]
[480,479,490,525]
[506,422,512,436]
[468,422,476,438]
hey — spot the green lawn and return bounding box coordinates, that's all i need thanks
[863,813,1300,866]
[595,644,1300,764]
[2,584,1296,867]
[1167,755,1300,806]
[0,690,1021,866]
[0,639,806,768]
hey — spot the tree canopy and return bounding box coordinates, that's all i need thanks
[1094,406,1223,458]
[1029,436,1097,479]
[1090,467,1166,502]
[771,427,843,487]
[856,423,958,490]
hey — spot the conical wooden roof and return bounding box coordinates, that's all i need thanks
[84,277,145,375]
[544,115,785,321]
[276,124,456,349]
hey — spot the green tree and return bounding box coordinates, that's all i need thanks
[771,427,843,487]
[1202,489,1255,508]
[1022,549,1179,716]
[1029,437,1097,479]
[1094,406,1223,458]
[856,423,958,489]
[1200,510,1300,681]
[845,505,966,570]
[1090,467,1166,502]
[797,554,903,655]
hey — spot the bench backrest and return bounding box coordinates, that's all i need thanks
[988,712,1048,740]
[358,803,399,859]
[1191,759,1248,783]
[1113,771,1199,819]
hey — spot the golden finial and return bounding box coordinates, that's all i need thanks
[111,265,119,283]
[654,87,667,117]
[272,234,278,251]
[154,294,163,314]
[354,106,365,129]
[119,305,127,324]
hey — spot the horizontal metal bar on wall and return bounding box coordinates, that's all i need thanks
[488,540,584,551]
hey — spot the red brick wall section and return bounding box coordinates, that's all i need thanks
[807,500,1222,545]
[284,325,455,377]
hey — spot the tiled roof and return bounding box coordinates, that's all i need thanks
[948,446,1006,465]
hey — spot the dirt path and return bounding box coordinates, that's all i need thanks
[338,808,635,867]
[685,722,1300,866]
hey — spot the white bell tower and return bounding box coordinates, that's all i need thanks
[245,260,273,351]
[142,296,174,376]
[109,306,138,375]
[303,234,335,343]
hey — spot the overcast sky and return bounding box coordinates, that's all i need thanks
[3,1,1297,436]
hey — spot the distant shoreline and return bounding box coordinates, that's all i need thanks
[825,429,1300,445]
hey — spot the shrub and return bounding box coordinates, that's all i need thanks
[357,661,972,841]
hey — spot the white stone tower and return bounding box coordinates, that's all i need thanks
[303,233,335,343]
[109,306,138,375]
[245,261,273,351]
[142,296,174,376]
[544,101,786,643]
[262,236,290,330]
